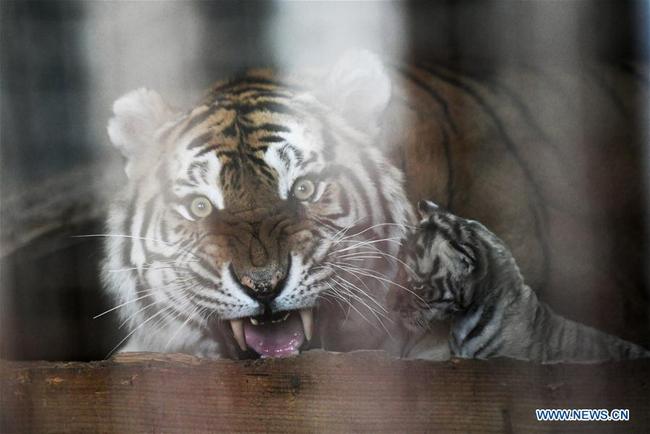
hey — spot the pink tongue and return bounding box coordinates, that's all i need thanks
[243,314,305,358]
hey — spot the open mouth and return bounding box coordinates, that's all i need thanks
[229,308,314,358]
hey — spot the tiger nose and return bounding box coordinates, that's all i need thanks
[232,263,288,301]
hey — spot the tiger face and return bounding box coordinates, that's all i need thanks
[103,52,414,358]
[391,200,491,332]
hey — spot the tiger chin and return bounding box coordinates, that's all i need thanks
[101,51,416,359]
[391,200,650,363]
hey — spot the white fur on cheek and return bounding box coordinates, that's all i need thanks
[272,254,314,311]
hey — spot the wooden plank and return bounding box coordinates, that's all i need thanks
[1,351,648,433]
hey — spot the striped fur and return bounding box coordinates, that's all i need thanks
[393,201,650,362]
[102,53,414,357]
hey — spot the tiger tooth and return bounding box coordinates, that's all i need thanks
[250,317,259,326]
[299,308,314,341]
[230,319,247,351]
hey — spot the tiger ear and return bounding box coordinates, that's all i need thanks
[417,200,440,219]
[323,50,391,134]
[107,88,176,178]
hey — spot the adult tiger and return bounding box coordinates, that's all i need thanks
[102,51,648,358]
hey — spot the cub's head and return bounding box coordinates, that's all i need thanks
[390,200,513,332]
[103,52,413,358]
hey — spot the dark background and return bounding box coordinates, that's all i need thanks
[1,0,648,361]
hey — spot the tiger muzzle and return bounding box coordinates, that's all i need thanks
[226,211,293,304]
[217,199,314,358]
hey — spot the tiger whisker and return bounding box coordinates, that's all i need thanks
[323,266,389,316]
[334,262,392,293]
[330,276,391,321]
[324,281,377,328]
[322,283,352,320]
[93,292,157,319]
[333,245,418,276]
[327,268,390,314]
[164,300,203,350]
[326,261,394,283]
[335,222,415,242]
[334,251,385,260]
[333,283,392,336]
[336,274,392,321]
[106,263,197,273]
[328,260,394,280]
[328,237,403,255]
[72,234,201,259]
[308,215,350,240]
[118,299,161,329]
[314,278,349,315]
[328,261,426,303]
[148,286,198,337]
[94,280,190,319]
[106,304,175,358]
[335,255,383,262]
[327,216,368,242]
[329,279,390,334]
[316,294,340,314]
[118,280,196,329]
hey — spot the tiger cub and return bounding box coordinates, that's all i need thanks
[391,200,650,362]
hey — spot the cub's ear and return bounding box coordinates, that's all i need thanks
[416,200,440,219]
[107,88,176,178]
[323,50,391,134]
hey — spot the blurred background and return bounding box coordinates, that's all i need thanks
[1,0,648,361]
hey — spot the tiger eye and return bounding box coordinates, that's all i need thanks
[190,196,213,219]
[292,178,316,201]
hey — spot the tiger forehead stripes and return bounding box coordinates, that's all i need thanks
[103,51,414,359]
[166,79,307,195]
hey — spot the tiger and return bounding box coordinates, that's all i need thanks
[101,49,648,359]
[390,200,650,362]
[102,51,427,359]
